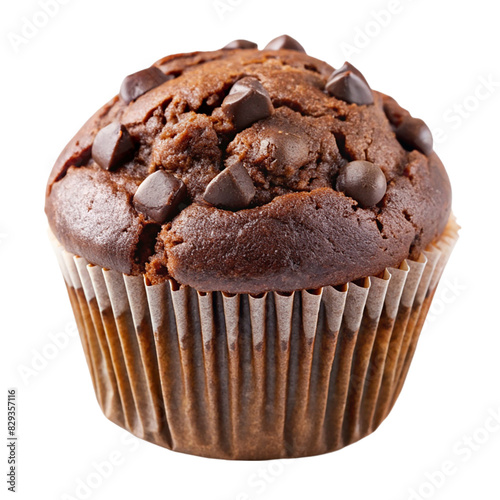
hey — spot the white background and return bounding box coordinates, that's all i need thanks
[1,0,499,499]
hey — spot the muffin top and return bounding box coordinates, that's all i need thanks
[45,35,452,294]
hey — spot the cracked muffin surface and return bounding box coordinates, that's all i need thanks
[45,43,452,293]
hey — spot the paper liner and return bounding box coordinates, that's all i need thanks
[52,216,459,460]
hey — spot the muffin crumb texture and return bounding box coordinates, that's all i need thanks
[46,36,451,293]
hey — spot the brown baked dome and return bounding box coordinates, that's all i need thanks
[45,37,452,294]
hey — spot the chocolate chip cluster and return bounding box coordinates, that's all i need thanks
[89,34,434,225]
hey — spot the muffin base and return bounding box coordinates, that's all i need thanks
[53,216,459,460]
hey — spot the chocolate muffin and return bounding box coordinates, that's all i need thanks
[46,35,458,459]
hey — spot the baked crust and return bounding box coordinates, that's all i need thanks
[45,48,451,292]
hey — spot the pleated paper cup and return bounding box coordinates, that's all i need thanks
[51,216,459,460]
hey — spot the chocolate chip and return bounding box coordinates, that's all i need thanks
[203,162,256,210]
[383,96,406,127]
[133,171,187,223]
[222,77,274,131]
[336,160,386,207]
[395,117,433,155]
[223,39,258,50]
[120,67,171,104]
[91,122,135,171]
[326,62,374,105]
[264,35,306,53]
[265,128,310,171]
